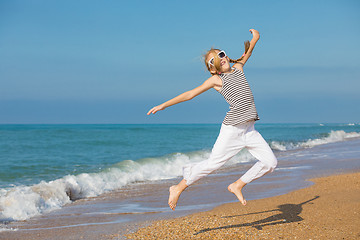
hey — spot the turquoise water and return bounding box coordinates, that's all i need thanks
[0,124,221,188]
[0,123,359,222]
[1,123,360,188]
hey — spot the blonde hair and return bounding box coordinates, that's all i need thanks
[204,41,250,75]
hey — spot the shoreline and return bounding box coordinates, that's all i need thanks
[1,171,359,240]
[1,138,360,239]
[123,171,360,239]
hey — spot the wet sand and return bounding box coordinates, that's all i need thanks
[124,172,360,239]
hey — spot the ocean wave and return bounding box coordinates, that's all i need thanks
[270,130,360,151]
[0,150,253,222]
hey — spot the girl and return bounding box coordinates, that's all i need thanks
[147,29,277,211]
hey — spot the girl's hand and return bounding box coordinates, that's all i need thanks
[147,104,165,115]
[249,29,260,39]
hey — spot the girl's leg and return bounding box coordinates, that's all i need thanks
[227,178,247,205]
[183,124,244,185]
[240,129,277,183]
[168,124,245,210]
[168,179,188,211]
[228,123,277,205]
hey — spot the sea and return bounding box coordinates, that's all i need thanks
[0,123,360,234]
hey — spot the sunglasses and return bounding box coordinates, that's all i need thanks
[208,50,227,68]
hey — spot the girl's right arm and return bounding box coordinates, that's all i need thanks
[147,75,219,115]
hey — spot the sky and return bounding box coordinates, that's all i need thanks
[1,0,359,124]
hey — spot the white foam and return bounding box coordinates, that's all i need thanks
[0,226,18,232]
[301,130,360,148]
[275,166,312,171]
[0,149,252,222]
[270,130,360,151]
[270,141,294,151]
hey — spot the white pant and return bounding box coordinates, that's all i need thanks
[183,121,277,185]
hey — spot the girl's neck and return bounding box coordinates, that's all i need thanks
[219,67,235,74]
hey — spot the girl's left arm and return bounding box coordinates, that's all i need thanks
[233,29,260,70]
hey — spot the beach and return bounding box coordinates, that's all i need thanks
[1,124,360,239]
[2,172,359,240]
[123,172,360,239]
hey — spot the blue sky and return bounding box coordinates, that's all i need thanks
[1,0,359,124]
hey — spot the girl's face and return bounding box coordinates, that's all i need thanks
[206,50,231,74]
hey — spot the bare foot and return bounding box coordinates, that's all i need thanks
[228,181,247,206]
[168,185,182,210]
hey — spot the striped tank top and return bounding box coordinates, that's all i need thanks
[218,68,259,126]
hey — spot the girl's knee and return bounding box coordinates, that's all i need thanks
[269,157,277,171]
[264,156,277,172]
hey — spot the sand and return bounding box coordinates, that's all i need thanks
[121,172,360,240]
[1,172,359,240]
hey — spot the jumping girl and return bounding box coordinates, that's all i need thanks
[147,29,277,211]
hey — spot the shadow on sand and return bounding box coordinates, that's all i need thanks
[194,196,319,235]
